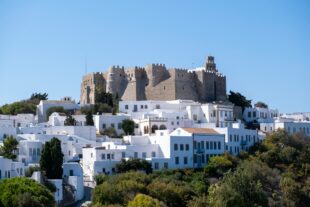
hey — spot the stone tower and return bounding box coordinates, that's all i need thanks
[80,56,227,104]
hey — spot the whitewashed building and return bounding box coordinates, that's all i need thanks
[243,107,279,123]
[0,156,25,179]
[37,98,80,123]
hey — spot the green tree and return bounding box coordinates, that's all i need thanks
[0,177,55,207]
[187,195,210,207]
[85,111,94,126]
[30,92,48,101]
[228,91,252,111]
[0,101,37,115]
[122,119,135,135]
[128,194,166,207]
[0,136,18,159]
[40,138,64,179]
[101,127,117,137]
[254,101,268,108]
[116,158,152,174]
[147,179,194,207]
[64,114,76,126]
[204,155,233,177]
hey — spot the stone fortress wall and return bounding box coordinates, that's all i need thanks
[80,56,226,104]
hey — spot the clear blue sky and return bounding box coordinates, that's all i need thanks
[0,0,309,113]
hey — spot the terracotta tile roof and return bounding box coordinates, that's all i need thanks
[182,128,219,135]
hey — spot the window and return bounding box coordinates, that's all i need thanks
[174,144,178,151]
[194,154,197,163]
[142,152,147,159]
[164,162,168,169]
[214,141,217,150]
[194,141,197,149]
[218,142,221,150]
[107,154,111,159]
[180,144,184,151]
[152,151,156,157]
[154,162,159,170]
[185,144,189,151]
[102,168,106,173]
[111,123,115,128]
[156,104,160,109]
[125,105,129,109]
[253,111,256,117]
[70,170,73,176]
[175,157,179,165]
[37,148,40,156]
[210,141,213,150]
[206,141,209,149]
[91,153,93,158]
[134,152,138,158]
[111,154,114,159]
[141,105,143,109]
[145,105,148,109]
[122,152,126,158]
[117,123,122,129]
[184,157,188,164]
[248,112,251,118]
[201,141,205,149]
[102,124,106,129]
[206,154,209,163]
[0,170,1,179]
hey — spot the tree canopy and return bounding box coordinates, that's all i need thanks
[64,114,76,126]
[0,136,18,159]
[30,93,48,101]
[228,91,252,111]
[85,111,94,126]
[116,158,152,174]
[254,101,268,108]
[40,137,64,179]
[121,119,135,135]
[0,101,37,115]
[91,130,310,207]
[0,177,55,207]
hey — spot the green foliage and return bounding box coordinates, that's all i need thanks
[30,92,48,101]
[92,172,149,206]
[228,90,252,111]
[101,127,117,137]
[122,119,135,135]
[85,112,94,126]
[40,137,64,179]
[0,136,18,159]
[91,130,310,207]
[204,155,233,177]
[64,114,76,126]
[0,177,55,207]
[116,158,152,174]
[46,106,67,119]
[0,101,37,115]
[187,195,210,207]
[254,101,268,108]
[128,193,166,207]
[147,179,194,207]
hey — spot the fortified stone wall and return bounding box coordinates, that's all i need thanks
[80,56,227,104]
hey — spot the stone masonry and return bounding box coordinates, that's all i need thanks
[80,56,227,104]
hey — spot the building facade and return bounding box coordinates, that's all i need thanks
[81,56,227,104]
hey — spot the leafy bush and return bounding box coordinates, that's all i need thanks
[0,177,55,207]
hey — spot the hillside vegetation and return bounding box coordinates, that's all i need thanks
[92,130,310,207]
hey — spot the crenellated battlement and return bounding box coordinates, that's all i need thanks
[80,56,227,104]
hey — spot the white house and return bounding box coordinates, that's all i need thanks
[93,113,130,135]
[63,162,84,201]
[243,107,279,123]
[0,156,25,179]
[214,122,259,155]
[37,98,80,123]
